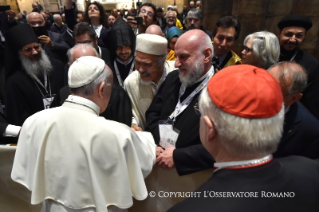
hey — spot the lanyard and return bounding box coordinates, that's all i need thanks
[168,67,214,123]
[114,59,135,87]
[31,70,48,93]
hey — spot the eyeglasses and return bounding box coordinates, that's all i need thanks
[140,9,154,18]
[29,21,44,26]
[22,43,41,53]
[243,46,253,53]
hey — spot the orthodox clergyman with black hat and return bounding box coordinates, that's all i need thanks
[101,18,136,87]
[277,14,319,119]
[4,24,64,126]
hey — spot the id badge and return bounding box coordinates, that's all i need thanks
[158,120,180,149]
[43,96,54,109]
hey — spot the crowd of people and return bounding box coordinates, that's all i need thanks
[1,1,319,211]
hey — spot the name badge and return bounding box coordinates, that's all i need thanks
[43,96,54,109]
[158,120,180,149]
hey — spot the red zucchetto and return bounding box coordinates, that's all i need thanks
[207,64,283,118]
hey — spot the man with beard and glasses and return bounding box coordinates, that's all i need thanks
[161,10,177,35]
[4,24,64,127]
[124,34,175,131]
[145,30,215,176]
[277,15,319,119]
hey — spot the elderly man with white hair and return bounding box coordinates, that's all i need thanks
[11,56,156,212]
[168,64,319,212]
[50,13,67,34]
[124,33,175,130]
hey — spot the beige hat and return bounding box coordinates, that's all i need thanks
[136,34,167,55]
[68,56,105,88]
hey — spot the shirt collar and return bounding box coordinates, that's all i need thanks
[66,95,100,115]
[116,56,133,65]
[214,154,273,170]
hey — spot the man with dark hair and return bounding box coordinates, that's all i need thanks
[186,9,212,39]
[127,2,157,34]
[156,7,166,28]
[268,62,319,159]
[212,16,241,71]
[277,14,319,119]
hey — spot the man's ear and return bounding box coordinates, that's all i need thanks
[203,116,216,141]
[97,81,106,98]
[289,93,303,106]
[203,47,212,64]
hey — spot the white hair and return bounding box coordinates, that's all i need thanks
[199,87,284,157]
[243,31,280,69]
[53,14,61,21]
[67,43,100,64]
[70,65,112,97]
[166,10,176,18]
[19,49,53,77]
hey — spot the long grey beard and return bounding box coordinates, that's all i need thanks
[179,59,205,87]
[19,50,53,78]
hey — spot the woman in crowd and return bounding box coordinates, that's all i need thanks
[241,31,279,69]
[84,1,108,38]
[166,26,182,61]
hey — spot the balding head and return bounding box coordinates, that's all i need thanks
[174,30,213,86]
[145,24,164,37]
[67,43,99,65]
[27,12,45,27]
[268,62,307,107]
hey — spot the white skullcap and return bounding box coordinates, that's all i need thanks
[167,5,172,8]
[68,56,105,88]
[136,34,167,55]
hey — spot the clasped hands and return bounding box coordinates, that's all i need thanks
[156,146,175,169]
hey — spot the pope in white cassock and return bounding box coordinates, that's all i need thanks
[11,56,156,212]
[124,34,176,130]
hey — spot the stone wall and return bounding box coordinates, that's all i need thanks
[201,0,319,60]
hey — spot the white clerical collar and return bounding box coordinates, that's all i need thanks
[214,154,273,172]
[195,66,214,84]
[66,95,100,115]
[116,56,133,66]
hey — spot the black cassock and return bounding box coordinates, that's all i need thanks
[50,84,132,127]
[280,48,319,119]
[168,156,319,212]
[145,70,215,176]
[5,58,65,126]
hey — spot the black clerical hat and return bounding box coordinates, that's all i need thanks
[278,15,312,31]
[4,24,38,51]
